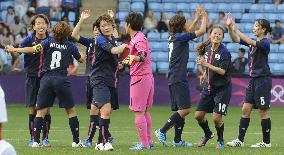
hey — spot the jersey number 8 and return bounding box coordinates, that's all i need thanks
[50,51,61,70]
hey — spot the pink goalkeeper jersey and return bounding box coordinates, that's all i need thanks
[129,32,152,76]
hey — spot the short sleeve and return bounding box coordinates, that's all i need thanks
[71,43,81,60]
[33,38,49,53]
[134,40,148,62]
[96,35,114,53]
[78,36,93,47]
[20,35,32,48]
[178,32,197,42]
[239,39,250,47]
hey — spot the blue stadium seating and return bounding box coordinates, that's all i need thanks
[117,11,128,21]
[176,3,190,12]
[148,32,161,41]
[163,3,176,12]
[118,2,130,11]
[151,52,159,61]
[187,62,195,69]
[250,4,264,13]
[131,2,145,12]
[264,4,277,13]
[157,62,169,73]
[269,53,280,63]
[160,32,169,41]
[227,43,239,53]
[157,52,168,61]
[231,3,245,13]
[204,3,215,12]
[217,3,231,12]
[278,4,284,13]
[270,44,279,53]
[279,44,284,52]
[148,3,162,12]
[151,61,157,72]
[258,0,273,3]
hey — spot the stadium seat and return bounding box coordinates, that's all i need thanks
[148,0,161,2]
[1,10,7,20]
[188,52,197,61]
[132,0,146,2]
[148,2,162,12]
[244,23,253,33]
[241,13,252,23]
[163,3,176,12]
[176,3,190,12]
[280,13,284,21]
[151,52,159,61]
[217,3,231,12]
[167,12,175,19]
[204,3,215,12]
[250,4,264,13]
[270,44,279,53]
[223,33,231,43]
[118,0,131,2]
[231,3,245,13]
[227,43,239,53]
[157,62,169,73]
[279,44,284,52]
[157,52,168,61]
[230,52,238,60]
[270,63,283,74]
[118,2,130,11]
[255,13,267,21]
[160,32,169,41]
[208,13,218,20]
[150,41,163,51]
[267,14,279,22]
[151,61,157,72]
[263,4,277,13]
[189,3,199,12]
[187,62,195,70]
[236,23,245,32]
[131,2,145,12]
[277,4,284,13]
[269,53,280,63]
[68,11,76,22]
[148,32,161,41]
[233,13,243,20]
[160,42,168,52]
[258,0,273,3]
[117,11,128,21]
[153,12,161,21]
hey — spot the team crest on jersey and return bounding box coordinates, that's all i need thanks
[215,54,220,60]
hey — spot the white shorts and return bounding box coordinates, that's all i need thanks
[0,86,7,123]
[0,140,17,155]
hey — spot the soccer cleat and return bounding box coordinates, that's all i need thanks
[82,139,92,147]
[129,143,150,151]
[42,139,51,147]
[28,140,34,147]
[71,141,84,148]
[251,141,271,148]
[172,140,193,147]
[95,143,104,150]
[108,136,114,143]
[216,141,225,149]
[155,129,168,146]
[197,132,215,147]
[31,142,41,148]
[226,138,244,147]
[103,142,114,151]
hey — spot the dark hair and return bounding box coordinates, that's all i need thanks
[125,12,143,31]
[169,14,186,33]
[177,10,183,15]
[239,48,245,53]
[29,14,50,34]
[196,25,225,56]
[52,21,71,41]
[95,14,115,34]
[92,22,97,30]
[256,19,272,35]
[218,11,225,17]
[275,20,281,24]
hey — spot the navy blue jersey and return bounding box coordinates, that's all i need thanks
[20,34,50,77]
[203,43,231,90]
[78,36,94,74]
[90,34,119,87]
[35,37,81,76]
[168,32,197,84]
[240,38,271,77]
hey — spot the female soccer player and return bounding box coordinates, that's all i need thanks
[155,7,207,147]
[5,21,85,148]
[90,14,128,151]
[122,12,154,150]
[226,13,272,148]
[195,25,232,149]
[19,14,52,147]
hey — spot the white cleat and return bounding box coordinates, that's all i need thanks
[71,141,84,148]
[103,142,114,151]
[251,141,271,148]
[227,138,244,147]
[95,143,104,151]
[31,142,41,148]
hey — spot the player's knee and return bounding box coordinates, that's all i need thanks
[90,105,99,115]
[65,107,77,117]
[36,108,48,117]
[241,105,252,118]
[178,108,191,117]
[194,112,204,122]
[213,115,222,125]
[259,109,269,119]
[29,107,37,115]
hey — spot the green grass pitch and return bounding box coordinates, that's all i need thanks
[3,104,284,155]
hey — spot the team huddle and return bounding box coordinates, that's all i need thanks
[1,5,273,151]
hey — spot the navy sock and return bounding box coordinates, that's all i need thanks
[42,114,51,140]
[261,118,271,144]
[161,112,182,134]
[174,118,185,143]
[198,120,212,138]
[34,117,44,143]
[215,123,224,142]
[29,114,36,140]
[98,118,110,144]
[238,117,250,142]
[87,115,99,142]
[69,116,80,143]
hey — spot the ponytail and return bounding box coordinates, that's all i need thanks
[196,38,210,56]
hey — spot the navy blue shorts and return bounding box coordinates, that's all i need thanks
[197,83,232,115]
[169,82,191,111]
[25,76,40,107]
[86,76,92,109]
[91,80,119,110]
[245,76,272,109]
[36,76,75,110]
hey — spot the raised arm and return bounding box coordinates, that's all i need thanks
[195,10,207,37]
[187,6,203,32]
[226,13,240,43]
[71,10,91,41]
[5,45,36,54]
